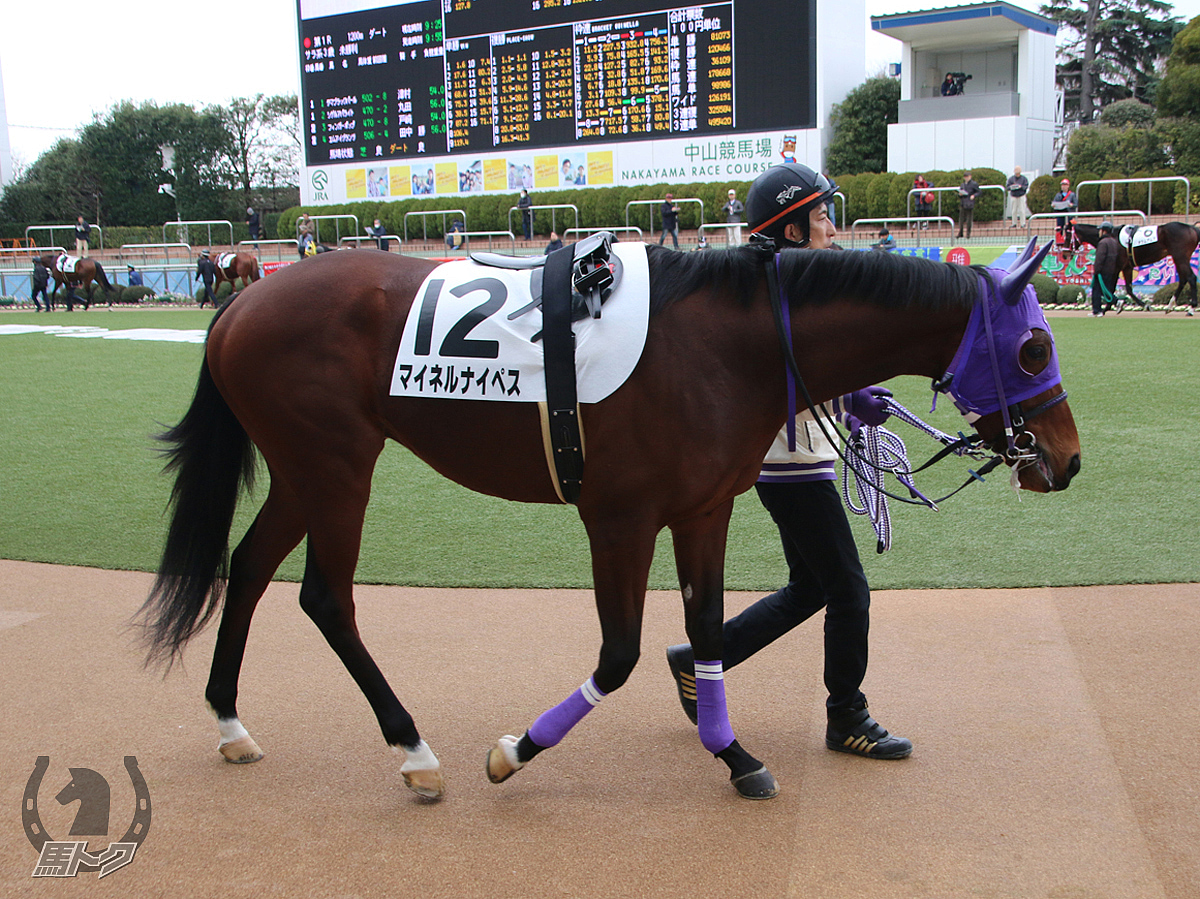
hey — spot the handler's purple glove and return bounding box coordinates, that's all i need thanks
[840,386,893,428]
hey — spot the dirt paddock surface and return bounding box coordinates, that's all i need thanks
[1,560,1197,898]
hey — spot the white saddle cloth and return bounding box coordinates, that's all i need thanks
[389,242,649,403]
[1119,225,1157,250]
[217,252,237,270]
[57,254,81,274]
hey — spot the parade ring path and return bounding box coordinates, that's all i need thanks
[1,560,1196,898]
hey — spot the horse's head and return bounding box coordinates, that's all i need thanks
[939,240,1081,492]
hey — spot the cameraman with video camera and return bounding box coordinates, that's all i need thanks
[941,72,971,96]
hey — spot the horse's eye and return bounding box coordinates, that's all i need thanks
[1018,329,1053,376]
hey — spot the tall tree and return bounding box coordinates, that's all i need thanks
[0,139,101,226]
[1157,15,1200,118]
[1040,0,1181,123]
[824,75,900,176]
[214,94,300,206]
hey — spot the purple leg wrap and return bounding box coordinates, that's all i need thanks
[527,677,607,748]
[694,660,736,753]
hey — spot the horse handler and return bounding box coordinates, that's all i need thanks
[1091,222,1120,316]
[667,162,912,761]
[31,257,50,311]
[195,249,217,308]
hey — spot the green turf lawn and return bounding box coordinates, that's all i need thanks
[0,308,1196,590]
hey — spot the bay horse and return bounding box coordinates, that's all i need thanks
[213,251,261,291]
[1075,222,1200,313]
[138,239,1080,802]
[40,252,113,311]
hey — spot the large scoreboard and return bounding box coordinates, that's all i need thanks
[296,0,818,201]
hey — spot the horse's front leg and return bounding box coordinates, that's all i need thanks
[671,500,779,799]
[486,516,656,786]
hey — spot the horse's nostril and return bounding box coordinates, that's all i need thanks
[1067,453,1081,479]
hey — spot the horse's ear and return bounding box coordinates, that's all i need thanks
[999,240,1053,305]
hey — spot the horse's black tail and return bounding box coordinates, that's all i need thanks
[93,261,113,292]
[137,306,256,668]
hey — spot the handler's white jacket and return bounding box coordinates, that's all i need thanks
[758,398,852,485]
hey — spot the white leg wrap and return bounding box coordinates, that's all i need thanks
[395,739,440,773]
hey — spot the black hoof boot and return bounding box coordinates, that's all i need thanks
[716,740,779,800]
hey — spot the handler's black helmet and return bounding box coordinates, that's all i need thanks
[746,163,838,247]
[1099,221,1115,234]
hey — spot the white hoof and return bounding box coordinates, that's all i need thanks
[219,735,265,764]
[211,712,264,764]
[486,734,525,784]
[397,740,445,800]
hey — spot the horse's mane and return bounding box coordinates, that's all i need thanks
[646,245,982,316]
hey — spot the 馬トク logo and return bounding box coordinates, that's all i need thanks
[22,756,151,879]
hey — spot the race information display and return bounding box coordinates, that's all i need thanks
[297,0,815,167]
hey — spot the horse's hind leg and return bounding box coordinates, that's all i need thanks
[296,475,443,799]
[205,478,308,763]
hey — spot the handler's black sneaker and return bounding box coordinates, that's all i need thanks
[826,704,912,759]
[665,644,698,725]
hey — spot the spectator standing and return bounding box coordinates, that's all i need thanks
[912,174,933,228]
[722,188,745,245]
[444,220,465,251]
[956,171,982,240]
[31,257,50,312]
[368,218,389,251]
[297,213,316,258]
[545,231,564,253]
[75,216,91,257]
[247,207,261,249]
[658,193,680,248]
[518,189,533,241]
[1051,178,1078,241]
[195,249,217,308]
[1005,167,1030,228]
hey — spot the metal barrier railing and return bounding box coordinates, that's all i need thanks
[162,220,233,249]
[507,203,580,240]
[1076,177,1191,217]
[563,226,643,242]
[237,239,298,263]
[404,209,466,242]
[625,198,705,241]
[1025,209,1147,237]
[120,243,193,265]
[340,235,403,250]
[697,222,747,247]
[848,216,956,249]
[0,245,66,264]
[298,214,360,247]
[25,224,104,252]
[906,185,1006,220]
[460,231,517,253]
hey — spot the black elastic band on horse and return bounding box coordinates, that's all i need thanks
[541,243,584,504]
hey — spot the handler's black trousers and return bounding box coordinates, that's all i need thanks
[721,479,871,713]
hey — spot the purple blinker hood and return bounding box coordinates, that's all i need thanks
[939,239,1061,421]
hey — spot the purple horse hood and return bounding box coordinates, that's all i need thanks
[941,268,1062,420]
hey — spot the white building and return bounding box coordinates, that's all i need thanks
[0,57,14,189]
[871,2,1058,177]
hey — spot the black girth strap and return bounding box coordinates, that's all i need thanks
[541,243,584,503]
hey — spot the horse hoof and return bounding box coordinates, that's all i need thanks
[402,767,445,800]
[486,735,525,784]
[398,740,444,800]
[730,766,780,800]
[219,735,264,764]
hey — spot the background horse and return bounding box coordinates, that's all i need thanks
[138,243,1080,803]
[1075,222,1200,313]
[41,253,113,311]
[213,251,261,291]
